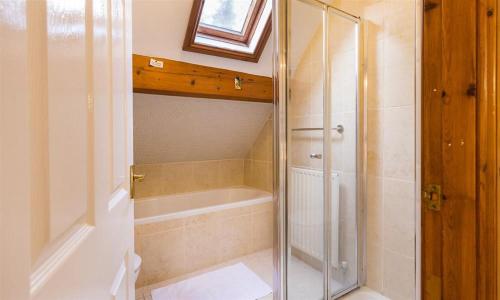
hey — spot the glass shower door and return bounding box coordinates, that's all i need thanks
[285,1,362,299]
[287,0,326,299]
[327,7,362,298]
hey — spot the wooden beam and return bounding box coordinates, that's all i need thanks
[132,54,273,103]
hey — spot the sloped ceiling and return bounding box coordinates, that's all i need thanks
[134,94,273,164]
[132,0,274,164]
[132,0,273,76]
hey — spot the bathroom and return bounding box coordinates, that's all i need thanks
[131,0,416,299]
[0,0,421,299]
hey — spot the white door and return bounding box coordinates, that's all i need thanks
[0,0,135,299]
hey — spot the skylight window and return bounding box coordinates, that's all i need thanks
[199,0,254,33]
[183,0,272,63]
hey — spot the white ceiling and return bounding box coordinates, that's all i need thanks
[134,94,273,164]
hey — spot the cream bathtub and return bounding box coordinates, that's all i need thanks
[134,187,273,287]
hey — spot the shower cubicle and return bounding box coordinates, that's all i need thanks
[274,0,365,299]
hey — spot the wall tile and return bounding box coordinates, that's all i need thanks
[192,160,220,190]
[135,159,246,199]
[135,218,185,236]
[135,202,273,288]
[366,240,383,291]
[216,214,253,262]
[137,227,186,286]
[163,162,194,194]
[252,161,270,191]
[383,249,415,300]
[367,109,384,177]
[383,178,415,258]
[367,38,385,109]
[383,1,415,44]
[383,106,415,181]
[184,219,218,272]
[364,2,386,41]
[251,210,273,252]
[218,159,244,187]
[244,117,273,192]
[383,41,415,108]
[367,176,383,244]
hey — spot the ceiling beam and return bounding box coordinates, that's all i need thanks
[132,54,273,103]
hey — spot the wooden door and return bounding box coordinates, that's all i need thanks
[0,0,135,299]
[422,0,497,299]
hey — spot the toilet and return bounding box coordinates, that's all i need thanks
[133,253,142,283]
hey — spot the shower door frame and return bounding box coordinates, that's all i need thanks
[272,0,367,299]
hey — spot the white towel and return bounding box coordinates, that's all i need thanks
[151,263,272,300]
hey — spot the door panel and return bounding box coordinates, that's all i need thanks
[0,0,134,299]
[327,8,360,296]
[111,0,127,190]
[45,0,89,241]
[287,1,325,299]
[286,1,362,299]
[422,0,478,299]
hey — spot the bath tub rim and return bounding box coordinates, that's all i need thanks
[134,187,272,225]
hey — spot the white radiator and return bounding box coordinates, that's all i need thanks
[290,167,340,268]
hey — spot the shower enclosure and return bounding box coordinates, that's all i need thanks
[273,0,365,299]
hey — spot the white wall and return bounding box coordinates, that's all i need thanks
[132,0,273,76]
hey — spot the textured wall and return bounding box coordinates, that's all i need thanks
[134,95,273,164]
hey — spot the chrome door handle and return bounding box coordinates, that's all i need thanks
[309,153,323,159]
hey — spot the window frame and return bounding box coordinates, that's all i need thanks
[183,0,272,62]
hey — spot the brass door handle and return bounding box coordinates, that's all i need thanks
[133,174,145,182]
[130,166,145,198]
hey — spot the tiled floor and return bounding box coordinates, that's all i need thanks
[136,249,389,300]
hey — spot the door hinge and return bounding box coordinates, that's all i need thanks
[423,184,442,211]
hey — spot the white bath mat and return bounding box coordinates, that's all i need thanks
[151,263,272,300]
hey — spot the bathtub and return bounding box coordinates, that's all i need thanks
[135,186,272,224]
[134,187,274,287]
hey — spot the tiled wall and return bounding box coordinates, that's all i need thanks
[363,1,416,299]
[134,159,245,199]
[244,116,273,192]
[330,1,416,299]
[135,201,273,287]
